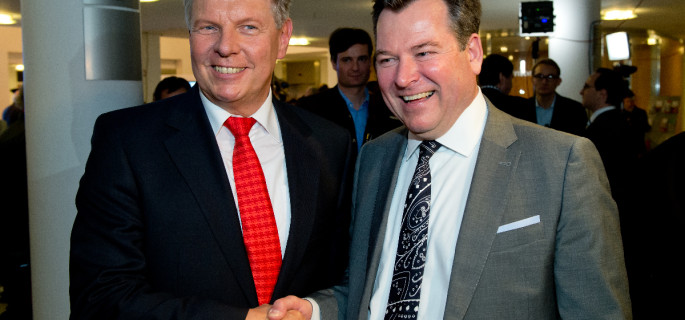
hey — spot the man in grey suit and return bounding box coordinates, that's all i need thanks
[269,0,632,319]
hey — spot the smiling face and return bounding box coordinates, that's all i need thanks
[189,0,292,115]
[375,0,482,140]
[333,43,371,89]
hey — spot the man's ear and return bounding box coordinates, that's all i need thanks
[498,72,507,85]
[598,88,609,104]
[467,33,483,75]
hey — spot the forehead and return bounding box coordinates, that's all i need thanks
[338,44,370,57]
[376,0,452,48]
[534,64,558,75]
[192,0,273,20]
[587,72,600,84]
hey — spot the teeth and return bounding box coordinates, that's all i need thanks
[402,91,434,102]
[214,66,245,74]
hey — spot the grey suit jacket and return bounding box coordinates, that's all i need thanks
[319,103,631,319]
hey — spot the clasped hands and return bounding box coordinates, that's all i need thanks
[246,296,314,320]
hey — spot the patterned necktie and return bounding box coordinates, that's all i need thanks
[385,140,441,320]
[224,117,281,305]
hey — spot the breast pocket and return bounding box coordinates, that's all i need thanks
[491,215,544,252]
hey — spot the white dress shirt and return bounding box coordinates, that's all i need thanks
[201,90,291,257]
[589,105,617,124]
[368,90,488,320]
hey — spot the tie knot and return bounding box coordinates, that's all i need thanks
[419,140,441,159]
[224,117,257,137]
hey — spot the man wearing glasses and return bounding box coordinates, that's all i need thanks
[529,59,588,136]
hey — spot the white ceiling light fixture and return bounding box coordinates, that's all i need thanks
[0,13,16,25]
[602,10,637,21]
[289,37,310,46]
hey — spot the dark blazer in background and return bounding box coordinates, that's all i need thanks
[321,104,631,319]
[583,108,635,201]
[70,86,354,319]
[481,87,533,122]
[526,93,588,136]
[296,85,402,157]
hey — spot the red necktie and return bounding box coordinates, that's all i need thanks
[224,117,282,305]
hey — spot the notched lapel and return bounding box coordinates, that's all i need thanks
[443,105,520,319]
[271,102,320,297]
[163,91,258,305]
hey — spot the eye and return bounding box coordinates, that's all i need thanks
[240,25,259,33]
[193,25,217,35]
[376,56,397,67]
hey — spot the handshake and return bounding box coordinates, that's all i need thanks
[249,296,316,320]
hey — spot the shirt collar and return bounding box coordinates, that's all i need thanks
[405,89,488,161]
[201,89,282,143]
[338,86,370,111]
[590,105,616,123]
[535,93,557,109]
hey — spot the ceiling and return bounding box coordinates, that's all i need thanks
[1,0,685,49]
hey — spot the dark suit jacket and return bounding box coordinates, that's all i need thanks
[525,93,588,136]
[317,103,631,319]
[583,108,635,201]
[481,87,531,122]
[70,86,354,319]
[296,85,401,156]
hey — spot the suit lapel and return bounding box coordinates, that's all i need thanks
[355,129,407,318]
[443,105,520,320]
[162,87,257,305]
[270,99,320,299]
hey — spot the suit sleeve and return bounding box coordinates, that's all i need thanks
[553,137,632,319]
[70,114,247,320]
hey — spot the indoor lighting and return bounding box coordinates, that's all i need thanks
[519,60,526,75]
[140,0,160,3]
[289,37,310,46]
[602,10,637,21]
[0,14,16,25]
[15,64,24,71]
[500,46,508,53]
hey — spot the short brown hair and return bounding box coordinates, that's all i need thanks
[372,0,481,50]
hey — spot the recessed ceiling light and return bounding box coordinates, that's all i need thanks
[289,37,310,46]
[602,10,637,21]
[0,14,16,25]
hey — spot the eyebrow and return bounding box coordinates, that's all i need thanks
[375,41,439,57]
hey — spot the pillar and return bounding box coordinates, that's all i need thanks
[549,0,601,101]
[20,0,143,318]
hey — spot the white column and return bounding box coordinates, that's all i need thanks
[549,0,601,101]
[20,0,143,318]
[143,32,162,103]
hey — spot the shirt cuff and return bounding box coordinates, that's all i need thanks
[304,297,321,320]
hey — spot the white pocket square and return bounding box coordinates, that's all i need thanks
[497,215,541,234]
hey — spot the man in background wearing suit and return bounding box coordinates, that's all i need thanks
[269,0,631,319]
[479,53,530,121]
[528,59,588,136]
[296,28,401,155]
[70,0,352,319]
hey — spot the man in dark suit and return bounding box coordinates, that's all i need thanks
[527,59,588,136]
[70,0,352,319]
[581,68,635,203]
[269,0,631,319]
[296,28,401,155]
[479,54,531,120]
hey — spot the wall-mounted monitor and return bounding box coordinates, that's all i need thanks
[520,1,555,36]
[606,32,631,61]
